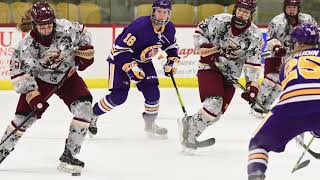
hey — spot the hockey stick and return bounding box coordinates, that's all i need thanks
[169,73,188,118]
[0,67,76,149]
[214,62,269,113]
[292,136,315,173]
[169,73,215,148]
[295,135,320,159]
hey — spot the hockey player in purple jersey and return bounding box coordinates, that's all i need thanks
[0,2,95,174]
[180,0,262,151]
[247,23,320,180]
[89,0,180,138]
[251,0,318,118]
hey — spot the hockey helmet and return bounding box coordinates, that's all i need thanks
[151,0,172,26]
[235,0,257,13]
[232,0,256,28]
[31,2,55,25]
[30,2,56,40]
[291,23,319,45]
[283,0,300,19]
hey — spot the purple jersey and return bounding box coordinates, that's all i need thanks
[108,16,178,65]
[274,48,320,113]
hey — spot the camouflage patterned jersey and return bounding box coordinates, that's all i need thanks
[194,13,263,83]
[10,19,92,93]
[267,13,317,54]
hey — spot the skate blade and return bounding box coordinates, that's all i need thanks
[57,162,83,174]
[145,132,168,140]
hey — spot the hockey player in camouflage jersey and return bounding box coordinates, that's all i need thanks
[251,0,318,118]
[180,0,263,151]
[88,0,180,139]
[0,2,95,174]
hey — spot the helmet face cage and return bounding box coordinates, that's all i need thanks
[291,23,319,45]
[283,0,300,17]
[151,0,172,26]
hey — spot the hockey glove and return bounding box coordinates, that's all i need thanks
[264,57,282,76]
[164,57,180,77]
[74,45,95,71]
[199,43,219,68]
[272,44,286,58]
[26,90,49,119]
[241,82,259,105]
[122,61,145,83]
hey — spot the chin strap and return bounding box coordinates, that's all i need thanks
[230,16,251,36]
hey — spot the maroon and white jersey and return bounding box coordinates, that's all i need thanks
[10,19,92,93]
[194,13,262,82]
[267,13,317,54]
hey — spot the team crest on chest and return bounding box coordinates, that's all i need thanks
[222,37,242,61]
[41,45,65,69]
[139,45,162,63]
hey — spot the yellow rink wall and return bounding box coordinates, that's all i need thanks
[0,77,259,90]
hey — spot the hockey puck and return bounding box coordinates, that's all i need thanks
[71,173,81,176]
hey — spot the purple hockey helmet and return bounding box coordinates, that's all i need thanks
[151,0,172,26]
[31,2,55,25]
[291,23,319,45]
[152,0,172,10]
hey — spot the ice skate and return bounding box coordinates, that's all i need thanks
[144,120,168,139]
[179,116,198,154]
[57,147,84,174]
[143,112,168,139]
[88,115,98,138]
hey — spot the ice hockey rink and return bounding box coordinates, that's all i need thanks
[0,88,319,180]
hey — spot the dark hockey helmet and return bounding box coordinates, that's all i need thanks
[235,0,257,13]
[291,23,319,45]
[31,2,55,25]
[30,2,56,40]
[151,0,172,26]
[232,0,257,28]
[283,0,300,19]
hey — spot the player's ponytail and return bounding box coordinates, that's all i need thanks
[17,8,33,33]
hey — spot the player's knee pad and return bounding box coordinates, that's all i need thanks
[203,96,223,116]
[12,114,37,132]
[199,96,223,123]
[70,99,93,122]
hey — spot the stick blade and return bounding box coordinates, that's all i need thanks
[292,160,311,173]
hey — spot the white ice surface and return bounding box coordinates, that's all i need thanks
[0,88,319,180]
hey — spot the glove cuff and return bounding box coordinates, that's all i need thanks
[26,90,41,104]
